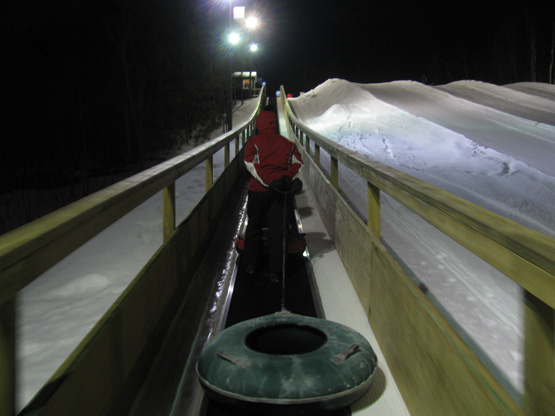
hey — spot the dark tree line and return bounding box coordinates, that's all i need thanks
[1,0,229,233]
[421,3,555,85]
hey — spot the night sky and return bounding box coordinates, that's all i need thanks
[4,1,553,99]
[226,0,553,94]
[1,0,553,230]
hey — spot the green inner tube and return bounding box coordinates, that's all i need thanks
[197,311,378,408]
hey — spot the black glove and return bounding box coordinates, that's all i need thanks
[291,178,303,194]
[270,176,293,193]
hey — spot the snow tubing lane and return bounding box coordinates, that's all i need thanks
[197,311,377,414]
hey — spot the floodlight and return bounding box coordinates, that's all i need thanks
[228,32,240,45]
[233,6,245,20]
[245,16,259,29]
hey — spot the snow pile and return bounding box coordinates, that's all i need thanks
[292,79,555,238]
[437,80,555,125]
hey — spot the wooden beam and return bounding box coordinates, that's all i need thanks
[523,291,555,416]
[205,156,213,192]
[331,157,339,190]
[224,142,230,168]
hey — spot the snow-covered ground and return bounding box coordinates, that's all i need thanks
[16,100,260,410]
[290,79,555,398]
[15,79,555,410]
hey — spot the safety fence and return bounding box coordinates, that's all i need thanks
[282,86,554,416]
[0,88,265,415]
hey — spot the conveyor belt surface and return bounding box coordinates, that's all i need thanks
[204,248,350,416]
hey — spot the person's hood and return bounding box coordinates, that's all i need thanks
[255,111,278,133]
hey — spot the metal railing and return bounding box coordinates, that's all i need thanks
[0,89,265,415]
[282,86,554,416]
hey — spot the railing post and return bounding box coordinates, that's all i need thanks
[305,134,310,154]
[224,142,230,168]
[367,181,381,237]
[523,291,555,416]
[235,135,239,156]
[205,155,213,192]
[163,182,175,243]
[315,144,321,168]
[242,131,246,146]
[0,299,16,416]
[331,157,339,190]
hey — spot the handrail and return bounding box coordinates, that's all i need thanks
[0,93,263,304]
[284,95,555,310]
[282,85,554,415]
[0,88,265,415]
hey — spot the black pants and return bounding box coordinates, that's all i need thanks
[243,190,289,274]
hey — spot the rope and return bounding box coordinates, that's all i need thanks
[281,192,287,311]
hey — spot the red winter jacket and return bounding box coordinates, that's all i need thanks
[244,111,303,192]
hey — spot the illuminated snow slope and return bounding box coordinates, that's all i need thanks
[290,79,555,397]
[292,79,555,238]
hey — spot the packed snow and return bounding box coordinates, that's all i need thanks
[290,78,555,398]
[16,79,555,409]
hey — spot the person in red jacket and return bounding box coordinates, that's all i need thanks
[243,110,303,281]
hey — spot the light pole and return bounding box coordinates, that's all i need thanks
[224,3,260,130]
[249,43,258,98]
[228,31,240,111]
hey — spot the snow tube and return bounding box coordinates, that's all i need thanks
[197,311,377,415]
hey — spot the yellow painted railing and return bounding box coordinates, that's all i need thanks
[282,86,554,416]
[0,89,265,415]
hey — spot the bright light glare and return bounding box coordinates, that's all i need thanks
[245,16,259,29]
[250,43,258,52]
[228,32,240,45]
[233,6,245,19]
